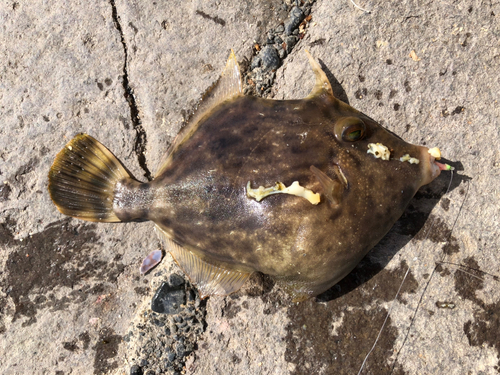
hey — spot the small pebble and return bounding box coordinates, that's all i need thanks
[250,56,261,69]
[167,351,176,362]
[130,365,143,375]
[285,36,298,53]
[151,281,186,314]
[260,45,281,71]
[284,6,304,35]
[176,343,186,358]
[169,274,185,287]
[266,32,275,44]
[151,318,165,327]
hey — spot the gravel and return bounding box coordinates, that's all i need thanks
[243,0,317,97]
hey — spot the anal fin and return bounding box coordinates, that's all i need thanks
[156,226,251,299]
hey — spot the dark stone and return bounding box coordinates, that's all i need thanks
[176,343,186,358]
[92,328,122,374]
[260,46,280,71]
[266,32,275,44]
[250,56,261,70]
[151,281,186,314]
[285,36,297,53]
[167,351,176,362]
[284,7,304,35]
[274,35,283,44]
[130,365,143,375]
[169,274,185,287]
[0,183,12,202]
[151,318,165,327]
[163,361,174,371]
[187,289,196,302]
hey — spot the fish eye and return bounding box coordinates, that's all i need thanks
[335,117,366,142]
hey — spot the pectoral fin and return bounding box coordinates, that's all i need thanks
[156,226,251,299]
[310,165,344,207]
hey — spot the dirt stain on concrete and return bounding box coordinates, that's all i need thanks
[92,327,122,374]
[413,214,460,255]
[283,260,417,375]
[0,217,125,326]
[454,257,500,371]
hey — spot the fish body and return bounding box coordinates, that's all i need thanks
[49,51,444,300]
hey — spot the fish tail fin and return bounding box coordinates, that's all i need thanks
[48,133,132,222]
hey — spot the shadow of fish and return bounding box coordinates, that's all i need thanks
[48,51,451,301]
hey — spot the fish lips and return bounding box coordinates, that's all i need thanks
[419,147,442,186]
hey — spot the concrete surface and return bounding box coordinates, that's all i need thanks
[1,0,499,374]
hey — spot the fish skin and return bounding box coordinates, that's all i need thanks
[114,91,438,299]
[50,52,442,300]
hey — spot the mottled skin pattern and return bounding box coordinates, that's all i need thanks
[114,93,436,298]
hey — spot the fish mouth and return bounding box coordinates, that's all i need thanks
[420,147,443,186]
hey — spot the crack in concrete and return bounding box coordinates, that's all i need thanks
[109,0,152,181]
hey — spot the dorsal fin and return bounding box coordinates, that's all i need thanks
[156,226,251,299]
[155,50,243,176]
[305,50,334,99]
[310,165,344,207]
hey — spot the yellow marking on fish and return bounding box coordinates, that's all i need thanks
[367,143,390,160]
[246,181,320,205]
[428,147,442,160]
[400,154,420,164]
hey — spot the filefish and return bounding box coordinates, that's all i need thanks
[48,51,452,301]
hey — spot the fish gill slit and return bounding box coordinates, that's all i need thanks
[109,0,152,181]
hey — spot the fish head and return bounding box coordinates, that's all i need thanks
[324,108,442,200]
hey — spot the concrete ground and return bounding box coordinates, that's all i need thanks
[1,0,499,374]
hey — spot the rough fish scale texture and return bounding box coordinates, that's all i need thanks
[106,59,439,301]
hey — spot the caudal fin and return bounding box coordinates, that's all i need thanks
[48,133,131,222]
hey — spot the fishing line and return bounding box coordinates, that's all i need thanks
[349,0,371,13]
[357,170,466,374]
[436,261,499,281]
[388,172,470,373]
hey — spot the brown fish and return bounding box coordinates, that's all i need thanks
[48,51,450,301]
